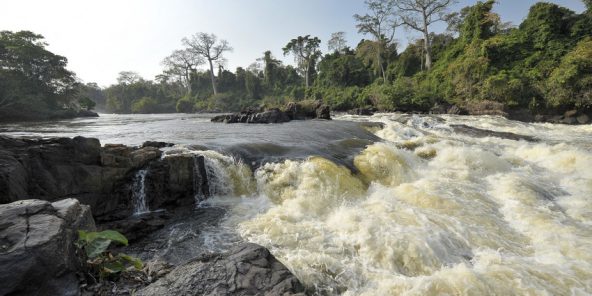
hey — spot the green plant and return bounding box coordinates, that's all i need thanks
[76,230,143,280]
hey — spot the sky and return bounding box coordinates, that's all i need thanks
[0,0,586,87]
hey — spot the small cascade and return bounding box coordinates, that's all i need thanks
[193,153,233,203]
[131,169,149,215]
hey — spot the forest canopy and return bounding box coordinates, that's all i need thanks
[1,0,591,121]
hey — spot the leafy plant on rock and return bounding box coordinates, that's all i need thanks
[76,230,143,281]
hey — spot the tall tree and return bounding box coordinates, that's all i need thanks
[182,33,232,95]
[162,49,203,96]
[261,50,282,88]
[282,35,322,89]
[394,0,455,70]
[354,0,398,83]
[328,31,348,53]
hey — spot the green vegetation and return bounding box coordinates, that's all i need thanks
[1,0,591,120]
[76,230,143,280]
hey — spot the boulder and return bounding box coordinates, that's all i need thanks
[577,114,590,124]
[0,199,96,296]
[138,243,305,296]
[77,110,99,118]
[316,105,331,120]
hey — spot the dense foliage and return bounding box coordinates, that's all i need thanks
[0,31,85,120]
[2,1,591,120]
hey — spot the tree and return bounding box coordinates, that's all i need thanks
[182,33,232,95]
[328,32,348,53]
[261,50,282,89]
[394,0,456,70]
[162,49,203,96]
[0,30,78,117]
[283,35,322,89]
[584,0,592,11]
[117,71,141,85]
[354,0,399,83]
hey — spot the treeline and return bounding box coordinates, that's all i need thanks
[2,0,591,121]
[101,0,592,116]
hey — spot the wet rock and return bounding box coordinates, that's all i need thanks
[564,110,578,118]
[0,136,165,217]
[507,108,534,122]
[142,141,174,148]
[212,101,331,124]
[348,107,375,116]
[77,110,99,118]
[0,199,95,296]
[577,114,590,124]
[429,103,449,114]
[100,211,170,242]
[447,105,467,115]
[138,243,305,296]
[450,124,537,142]
[316,105,332,120]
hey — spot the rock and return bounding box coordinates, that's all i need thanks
[316,105,331,120]
[0,199,96,296]
[429,103,449,115]
[507,108,534,122]
[464,100,507,116]
[212,102,331,124]
[0,136,167,218]
[564,110,578,118]
[563,116,577,125]
[77,110,99,118]
[142,141,174,148]
[138,243,305,296]
[451,124,537,142]
[348,107,375,116]
[447,105,466,115]
[577,114,589,124]
[100,211,170,242]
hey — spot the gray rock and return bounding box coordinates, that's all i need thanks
[0,198,96,296]
[577,114,590,124]
[138,243,305,296]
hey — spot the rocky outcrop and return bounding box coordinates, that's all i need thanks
[0,199,95,296]
[0,136,162,217]
[534,109,591,125]
[464,100,507,117]
[138,243,305,296]
[212,101,332,124]
[211,108,291,124]
[451,124,537,142]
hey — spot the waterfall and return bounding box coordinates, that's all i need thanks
[132,169,149,215]
[193,154,232,203]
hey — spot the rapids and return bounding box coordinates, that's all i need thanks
[202,114,592,295]
[2,113,591,295]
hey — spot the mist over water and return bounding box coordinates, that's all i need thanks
[3,113,591,295]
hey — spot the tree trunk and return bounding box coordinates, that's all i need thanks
[208,59,217,95]
[422,14,432,70]
[305,59,310,89]
[378,43,387,83]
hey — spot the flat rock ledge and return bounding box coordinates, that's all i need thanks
[138,243,305,296]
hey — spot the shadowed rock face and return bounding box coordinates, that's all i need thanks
[0,136,162,216]
[0,199,95,296]
[138,243,305,296]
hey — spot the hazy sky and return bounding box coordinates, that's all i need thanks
[1,0,585,86]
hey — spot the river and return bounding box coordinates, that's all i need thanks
[2,113,591,295]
